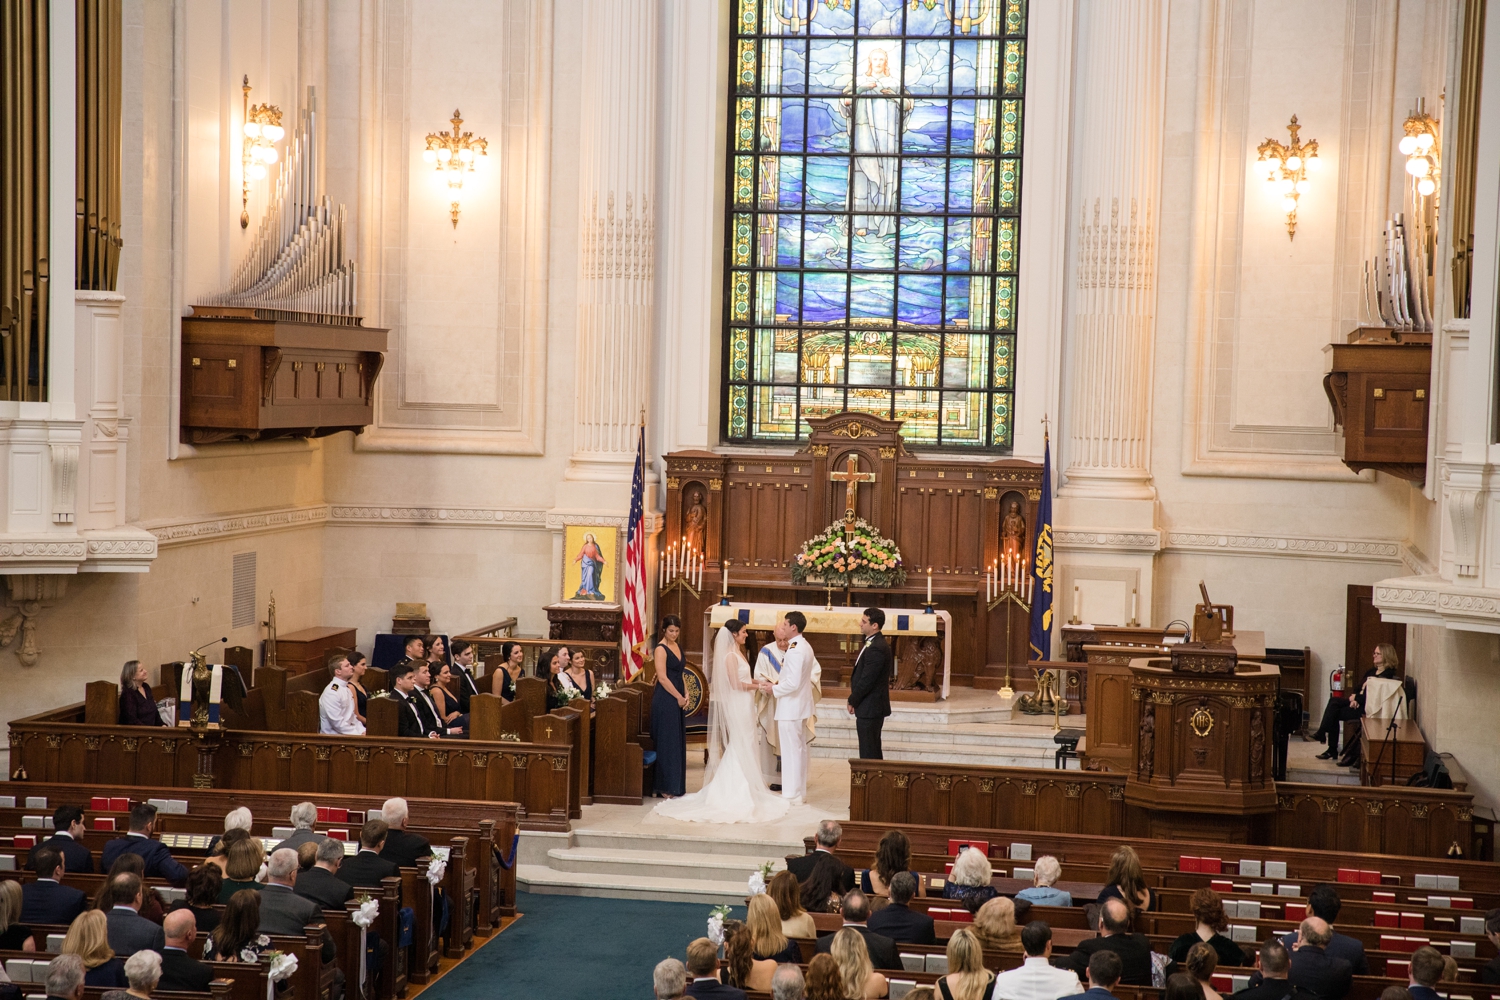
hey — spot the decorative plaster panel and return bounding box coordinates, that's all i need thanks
[148,505,331,548]
[1166,532,1400,562]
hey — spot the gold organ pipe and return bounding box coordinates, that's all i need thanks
[76,0,121,292]
[1451,0,1486,319]
[1,0,50,402]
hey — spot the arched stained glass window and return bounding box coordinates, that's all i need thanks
[723,0,1026,450]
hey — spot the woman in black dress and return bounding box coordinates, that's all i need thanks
[348,652,370,723]
[545,646,572,709]
[495,642,525,703]
[118,660,166,726]
[650,616,688,798]
[558,649,595,700]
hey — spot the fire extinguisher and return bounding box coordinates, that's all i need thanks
[1330,664,1346,698]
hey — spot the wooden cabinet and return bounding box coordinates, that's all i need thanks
[1323,339,1431,484]
[272,626,358,677]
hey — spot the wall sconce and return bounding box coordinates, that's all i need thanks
[1256,115,1319,241]
[240,76,285,230]
[1399,100,1440,200]
[423,110,488,229]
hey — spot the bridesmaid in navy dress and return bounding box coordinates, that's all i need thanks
[651,615,688,798]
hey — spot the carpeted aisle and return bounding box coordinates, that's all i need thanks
[421,891,741,999]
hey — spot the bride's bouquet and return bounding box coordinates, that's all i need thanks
[791,518,906,589]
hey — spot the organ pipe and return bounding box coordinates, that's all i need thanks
[75,0,122,293]
[0,0,51,402]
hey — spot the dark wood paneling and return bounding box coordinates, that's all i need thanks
[1346,584,1407,679]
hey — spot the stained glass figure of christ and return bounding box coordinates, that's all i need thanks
[724,0,1025,449]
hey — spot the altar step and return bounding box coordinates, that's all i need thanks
[810,701,1082,769]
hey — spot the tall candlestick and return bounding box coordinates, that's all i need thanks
[723,559,730,595]
[1073,585,1081,619]
[926,567,933,603]
[1131,587,1138,624]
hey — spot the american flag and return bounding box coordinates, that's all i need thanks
[620,422,648,679]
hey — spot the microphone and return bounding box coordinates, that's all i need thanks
[191,636,229,656]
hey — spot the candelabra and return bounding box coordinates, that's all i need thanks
[1256,115,1320,240]
[423,110,489,228]
[986,554,1032,698]
[1400,101,1441,200]
[241,77,285,230]
[659,539,704,619]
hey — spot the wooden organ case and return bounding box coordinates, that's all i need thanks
[663,413,1042,687]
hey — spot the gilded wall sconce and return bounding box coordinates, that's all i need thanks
[1399,100,1440,200]
[423,110,489,229]
[240,76,284,230]
[1256,115,1320,241]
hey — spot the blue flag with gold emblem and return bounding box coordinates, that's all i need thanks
[1029,433,1054,661]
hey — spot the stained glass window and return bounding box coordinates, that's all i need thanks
[724,0,1025,449]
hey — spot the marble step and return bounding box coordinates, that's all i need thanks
[815,698,1014,726]
[808,737,1068,768]
[546,845,783,883]
[813,716,1066,749]
[516,862,752,905]
[568,828,803,858]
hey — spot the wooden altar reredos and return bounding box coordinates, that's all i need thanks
[663,413,1042,686]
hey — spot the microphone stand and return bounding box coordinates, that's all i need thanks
[1368,688,1405,787]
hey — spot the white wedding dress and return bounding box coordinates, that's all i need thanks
[651,628,791,825]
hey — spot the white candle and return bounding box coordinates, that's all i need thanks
[927,568,933,603]
[698,552,704,590]
[723,560,730,594]
[1131,588,1138,623]
[1073,585,1080,619]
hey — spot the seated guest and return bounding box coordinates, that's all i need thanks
[118,661,166,726]
[296,838,354,910]
[491,641,525,704]
[217,837,265,903]
[276,803,322,851]
[1062,951,1125,1000]
[29,805,94,873]
[156,910,212,993]
[425,634,450,670]
[724,922,776,993]
[101,803,189,886]
[204,827,250,876]
[806,954,843,1000]
[813,890,898,970]
[1312,644,1398,763]
[348,653,370,724]
[1232,940,1304,1000]
[769,871,817,939]
[1187,943,1224,1000]
[1066,898,1154,987]
[379,797,434,866]
[296,842,319,871]
[1279,886,1368,976]
[0,879,36,951]
[46,954,88,1000]
[23,848,87,924]
[320,653,366,736]
[1287,919,1352,1000]
[544,646,569,709]
[800,857,846,914]
[937,927,994,1000]
[1166,973,1207,1000]
[1483,908,1500,984]
[94,854,167,924]
[338,820,401,889]
[771,964,806,1000]
[684,935,746,1000]
[1381,991,1412,1000]
[975,897,1024,952]
[209,807,254,857]
[1016,856,1072,908]
[1407,947,1445,1000]
[831,927,888,999]
[1170,889,1249,967]
[391,662,440,739]
[786,827,858,893]
[429,661,468,730]
[167,865,223,933]
[1097,845,1154,913]
[258,849,336,965]
[202,891,272,964]
[861,830,910,895]
[747,895,800,963]
[63,911,128,987]
[867,871,935,945]
[943,846,1000,913]
[392,634,426,679]
[557,648,596,702]
[449,640,483,713]
[104,874,166,957]
[994,920,1086,1000]
[654,957,687,1000]
[102,948,162,1000]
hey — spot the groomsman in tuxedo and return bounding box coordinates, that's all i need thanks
[847,608,892,760]
[449,641,482,714]
[391,663,439,739]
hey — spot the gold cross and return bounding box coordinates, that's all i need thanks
[543,723,553,739]
[829,453,876,524]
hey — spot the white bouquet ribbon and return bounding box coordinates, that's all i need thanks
[268,952,298,983]
[747,871,766,896]
[352,898,380,929]
[707,914,725,946]
[426,857,447,885]
[256,862,270,883]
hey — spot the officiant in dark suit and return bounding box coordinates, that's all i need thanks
[847,608,892,760]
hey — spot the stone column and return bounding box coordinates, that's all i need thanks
[1061,0,1165,501]
[565,0,658,485]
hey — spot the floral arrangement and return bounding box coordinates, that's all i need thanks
[426,855,447,885]
[499,730,522,742]
[554,682,585,704]
[707,904,732,946]
[791,518,907,588]
[264,946,298,982]
[747,860,775,896]
[592,681,615,701]
[351,895,380,929]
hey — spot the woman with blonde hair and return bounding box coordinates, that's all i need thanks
[941,846,999,913]
[1097,844,1153,912]
[973,897,1022,951]
[217,837,266,902]
[937,927,995,1000]
[747,893,800,963]
[831,927,888,999]
[769,870,817,939]
[0,879,35,950]
[61,911,128,987]
[118,661,166,726]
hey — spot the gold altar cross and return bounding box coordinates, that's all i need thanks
[830,453,876,527]
[543,723,553,739]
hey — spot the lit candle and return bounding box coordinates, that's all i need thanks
[723,559,730,595]
[926,568,933,603]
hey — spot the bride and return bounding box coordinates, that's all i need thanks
[652,619,790,824]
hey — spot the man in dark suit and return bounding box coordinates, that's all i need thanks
[450,641,483,715]
[409,661,463,737]
[1060,951,1124,1000]
[1066,899,1155,987]
[1234,940,1315,1000]
[296,838,354,910]
[338,820,402,889]
[813,890,900,970]
[1407,946,1445,1000]
[785,820,856,895]
[105,873,167,957]
[391,663,439,739]
[274,802,322,853]
[28,806,92,874]
[101,802,189,885]
[1279,886,1368,976]
[1483,908,1500,984]
[378,798,433,867]
[867,872,935,945]
[683,936,746,1000]
[21,848,87,924]
[260,849,337,964]
[157,910,213,993]
[1287,919,1352,1000]
[846,608,893,760]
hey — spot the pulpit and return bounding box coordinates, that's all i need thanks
[1124,645,1279,843]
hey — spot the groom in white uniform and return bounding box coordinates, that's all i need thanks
[763,611,815,805]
